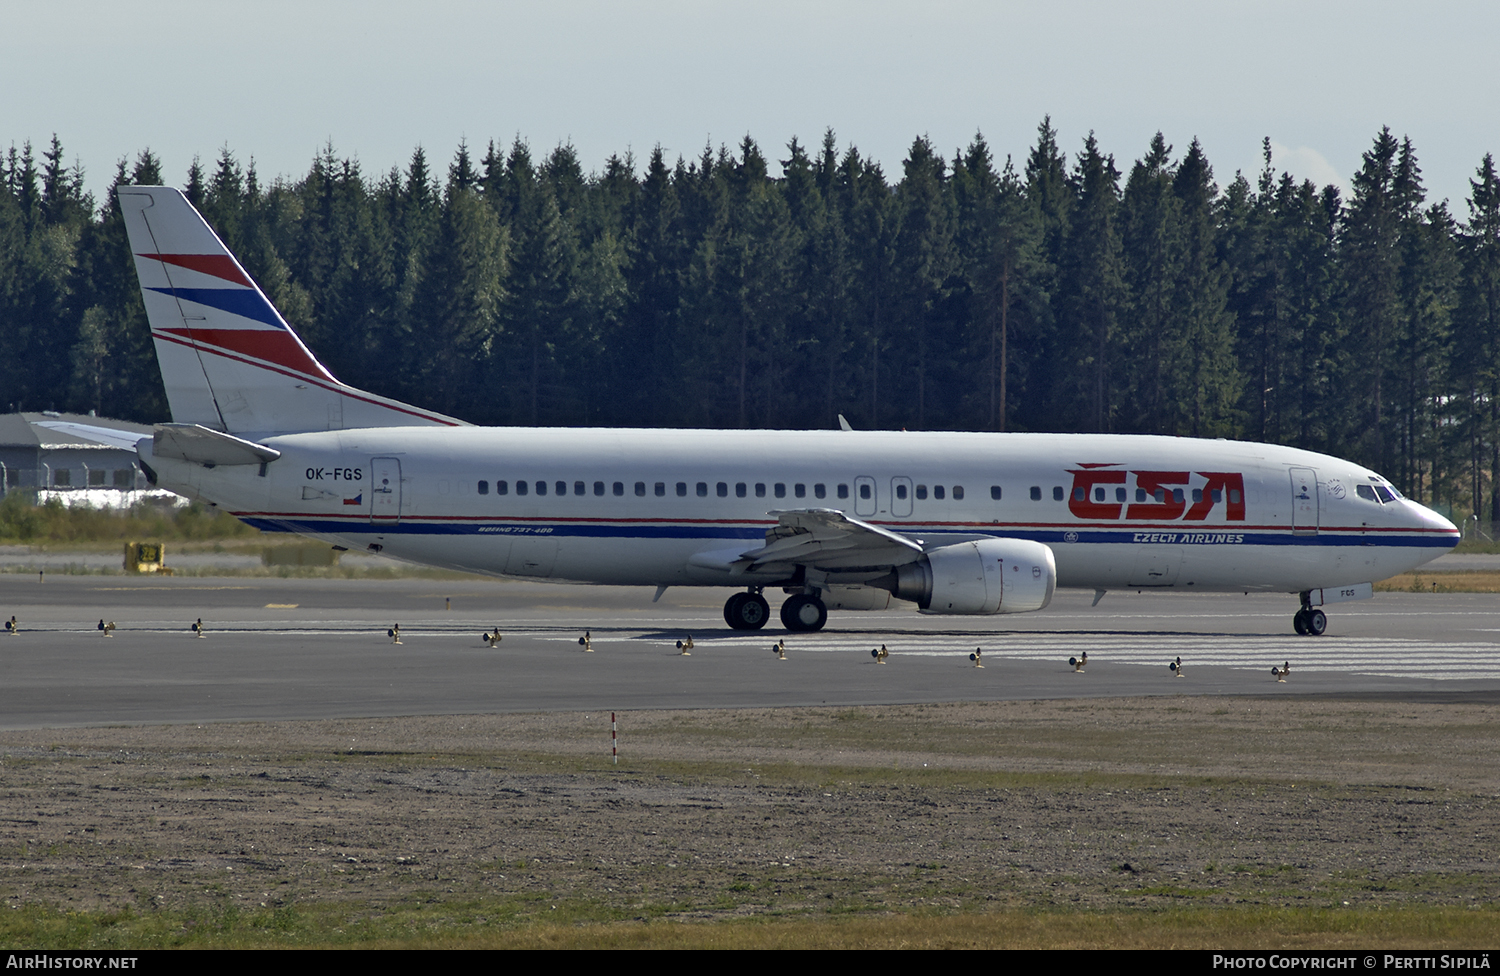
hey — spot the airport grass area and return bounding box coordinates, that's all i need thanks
[2,902,1496,950]
[1,702,1498,950]
[0,494,258,545]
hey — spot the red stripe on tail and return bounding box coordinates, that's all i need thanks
[139,253,253,287]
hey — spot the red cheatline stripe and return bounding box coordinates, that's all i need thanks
[138,253,253,287]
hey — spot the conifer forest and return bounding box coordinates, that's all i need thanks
[4,122,1500,521]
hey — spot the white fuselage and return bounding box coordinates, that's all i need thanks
[140,427,1458,596]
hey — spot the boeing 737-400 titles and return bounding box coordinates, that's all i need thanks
[106,186,1459,636]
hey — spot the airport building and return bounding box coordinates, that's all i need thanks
[0,412,181,507]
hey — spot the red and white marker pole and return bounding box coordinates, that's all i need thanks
[612,712,617,766]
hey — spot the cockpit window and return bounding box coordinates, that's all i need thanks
[1373,485,1397,503]
[1357,484,1379,502]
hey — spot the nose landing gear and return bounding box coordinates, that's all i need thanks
[1293,606,1327,636]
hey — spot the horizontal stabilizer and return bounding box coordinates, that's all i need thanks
[152,424,281,467]
[32,420,148,452]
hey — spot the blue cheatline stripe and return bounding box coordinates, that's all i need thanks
[147,286,282,328]
[236,516,1456,548]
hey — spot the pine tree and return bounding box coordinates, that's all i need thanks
[1168,138,1239,437]
[1456,155,1500,520]
[1119,133,1181,432]
[1057,133,1125,431]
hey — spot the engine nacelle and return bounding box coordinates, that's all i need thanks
[880,538,1056,614]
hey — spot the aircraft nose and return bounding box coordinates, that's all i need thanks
[1406,499,1460,547]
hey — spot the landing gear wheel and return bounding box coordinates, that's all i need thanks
[780,594,828,632]
[724,592,770,630]
[1305,608,1327,636]
[1293,610,1309,635]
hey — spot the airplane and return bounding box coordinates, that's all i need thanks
[114,186,1460,637]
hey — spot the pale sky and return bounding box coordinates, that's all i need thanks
[7,1,1498,214]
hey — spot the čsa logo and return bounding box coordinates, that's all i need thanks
[1068,465,1245,522]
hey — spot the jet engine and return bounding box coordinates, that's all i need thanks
[873,538,1056,614]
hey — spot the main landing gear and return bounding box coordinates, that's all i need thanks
[724,589,771,630]
[1292,605,1328,636]
[780,593,828,632]
[722,588,829,632]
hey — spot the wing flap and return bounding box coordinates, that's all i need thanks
[737,509,923,571]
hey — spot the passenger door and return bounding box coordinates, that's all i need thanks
[1290,467,1318,536]
[370,457,403,524]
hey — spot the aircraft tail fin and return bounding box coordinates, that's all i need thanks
[118,186,463,436]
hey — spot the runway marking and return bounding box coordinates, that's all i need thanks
[22,622,1500,680]
[264,604,299,608]
[533,631,1500,680]
[90,585,257,590]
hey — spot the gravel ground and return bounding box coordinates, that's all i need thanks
[1,696,1497,919]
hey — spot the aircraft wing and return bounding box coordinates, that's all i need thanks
[735,508,924,572]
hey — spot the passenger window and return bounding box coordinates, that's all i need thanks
[517,481,529,496]
[935,485,945,500]
[1136,488,1146,502]
[478,480,489,495]
[1154,489,1165,502]
[814,484,826,499]
[1172,489,1184,504]
[794,484,806,498]
[1115,487,1126,502]
[574,481,585,496]
[756,483,767,498]
[635,482,646,496]
[838,484,849,499]
[655,482,666,497]
[497,480,509,496]
[1030,486,1041,501]
[990,486,1002,500]
[1212,489,1221,503]
[916,485,928,500]
[1229,489,1241,504]
[895,484,907,500]
[613,481,624,496]
[717,482,728,497]
[593,481,604,496]
[860,484,871,500]
[676,482,687,497]
[1094,487,1105,502]
[736,483,747,498]
[556,481,566,496]
[696,482,708,497]
[1053,486,1064,501]
[952,486,963,500]
[1073,486,1085,502]
[1192,488,1203,503]
[774,483,786,498]
[536,481,547,496]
